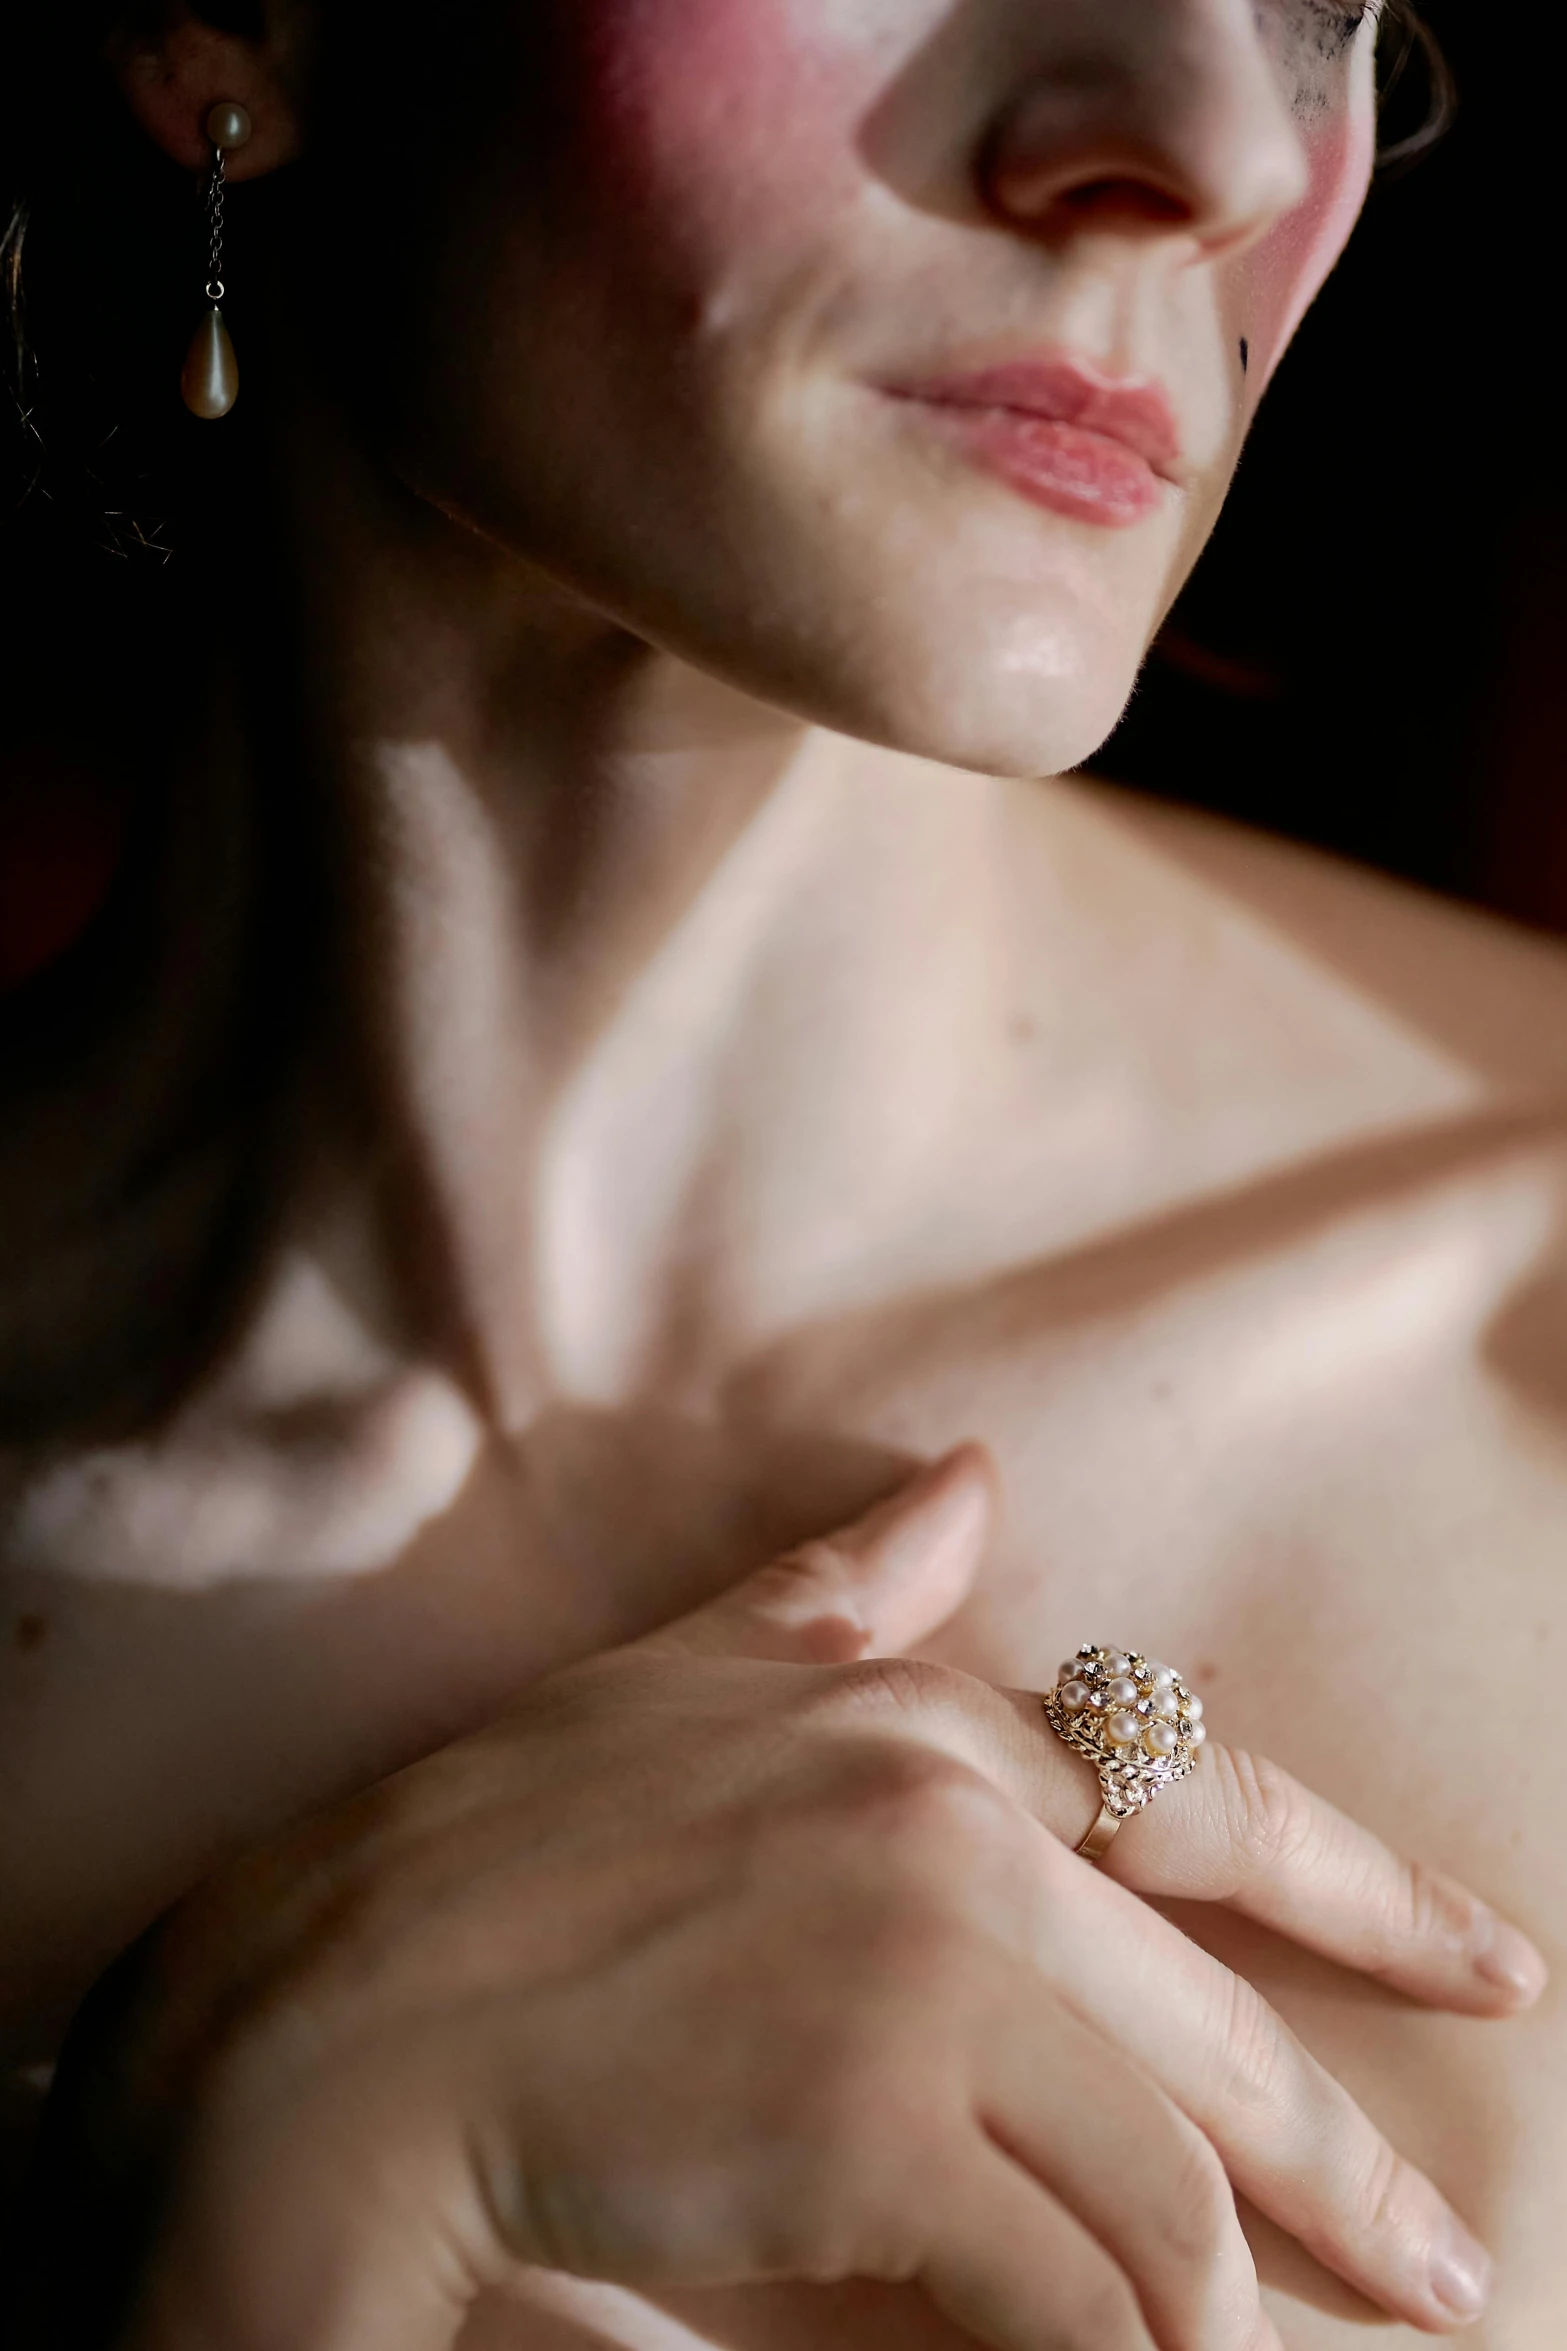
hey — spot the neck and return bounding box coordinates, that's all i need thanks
[267,393,823,1427]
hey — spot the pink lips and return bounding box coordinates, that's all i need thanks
[889,356,1182,529]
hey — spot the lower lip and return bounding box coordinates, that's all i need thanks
[905,401,1166,529]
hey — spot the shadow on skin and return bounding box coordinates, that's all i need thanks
[724,1097,1567,1439]
[0,1407,919,2060]
[1236,2200,1393,2332]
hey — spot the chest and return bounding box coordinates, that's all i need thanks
[5,1190,1566,2346]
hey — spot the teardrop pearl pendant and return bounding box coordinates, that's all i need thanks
[181,101,251,421]
[181,306,239,419]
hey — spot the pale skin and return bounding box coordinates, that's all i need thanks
[3,2,1567,2347]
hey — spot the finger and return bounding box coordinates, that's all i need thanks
[1101,1739,1549,2018]
[919,2138,1159,2351]
[634,1444,994,1666]
[1025,1830,1497,2338]
[980,1986,1279,2351]
[807,1675,1501,2337]
[961,1690,1546,2020]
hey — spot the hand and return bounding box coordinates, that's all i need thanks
[9,1449,1543,2351]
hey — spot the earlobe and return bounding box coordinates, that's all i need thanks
[116,15,299,182]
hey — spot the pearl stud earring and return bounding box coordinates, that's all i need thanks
[180,101,252,420]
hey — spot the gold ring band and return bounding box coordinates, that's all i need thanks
[1075,1803,1123,1862]
[1043,1645,1209,1864]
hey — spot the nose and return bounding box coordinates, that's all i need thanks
[981,0,1311,256]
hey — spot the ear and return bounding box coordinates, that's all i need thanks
[116,10,301,182]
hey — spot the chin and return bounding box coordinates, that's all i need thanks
[706,468,1183,781]
[813,591,1156,783]
[867,673,1137,783]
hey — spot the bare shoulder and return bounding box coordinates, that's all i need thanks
[1055,774,1567,1104]
[838,751,1567,1275]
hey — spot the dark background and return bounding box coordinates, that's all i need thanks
[1100,2,1567,937]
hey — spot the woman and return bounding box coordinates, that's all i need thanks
[2,1,1564,2344]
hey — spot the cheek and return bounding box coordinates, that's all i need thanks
[563,0,861,255]
[1238,82,1377,394]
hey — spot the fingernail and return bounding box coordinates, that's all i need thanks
[1472,1913,1549,2003]
[1429,2221,1492,2323]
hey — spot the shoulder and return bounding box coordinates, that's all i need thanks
[927,765,1567,1216]
[981,779,1567,1534]
[1044,776,1567,1108]
[811,741,1567,1298]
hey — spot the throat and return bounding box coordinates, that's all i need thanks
[328,658,816,1430]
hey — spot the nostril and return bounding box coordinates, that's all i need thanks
[1055,177,1192,224]
[982,141,1202,236]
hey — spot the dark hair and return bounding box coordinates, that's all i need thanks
[0,8,323,1446]
[1376,0,1457,171]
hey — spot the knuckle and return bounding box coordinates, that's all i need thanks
[1155,2128,1236,2268]
[827,1741,1016,1877]
[1216,1745,1318,1878]
[732,1545,878,1664]
[1345,2129,1429,2253]
[770,1535,853,1580]
[1392,1857,1478,1956]
[1149,2130,1271,2348]
[825,1654,974,1720]
[759,1538,861,1609]
[1212,1968,1289,2115]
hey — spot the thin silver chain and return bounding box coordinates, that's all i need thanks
[203,151,228,305]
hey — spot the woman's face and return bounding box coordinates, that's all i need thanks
[326,0,1377,775]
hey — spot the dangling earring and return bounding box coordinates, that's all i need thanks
[181,102,252,420]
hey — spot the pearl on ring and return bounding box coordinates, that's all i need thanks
[1042,1649,1208,1864]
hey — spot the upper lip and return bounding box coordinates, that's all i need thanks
[887,354,1184,480]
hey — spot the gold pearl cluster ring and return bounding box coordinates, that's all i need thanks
[1042,1644,1207,1860]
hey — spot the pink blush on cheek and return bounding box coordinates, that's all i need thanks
[1239,97,1377,395]
[567,0,854,227]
